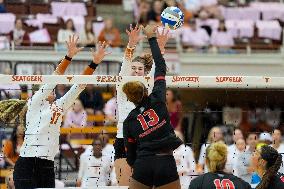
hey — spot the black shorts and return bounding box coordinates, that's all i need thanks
[132,155,179,187]
[114,137,126,160]
[13,157,55,189]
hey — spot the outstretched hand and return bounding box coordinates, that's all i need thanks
[91,41,112,64]
[126,23,145,48]
[143,24,158,39]
[66,34,84,58]
[157,27,170,54]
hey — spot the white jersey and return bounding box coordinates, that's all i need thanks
[116,48,155,138]
[226,144,244,176]
[20,83,84,161]
[78,154,113,187]
[174,145,196,189]
[198,143,209,173]
[81,144,115,161]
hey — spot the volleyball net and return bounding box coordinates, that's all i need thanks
[1,74,284,188]
[0,75,283,88]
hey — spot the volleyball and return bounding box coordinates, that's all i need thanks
[161,7,184,30]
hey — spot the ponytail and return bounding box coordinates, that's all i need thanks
[256,146,283,189]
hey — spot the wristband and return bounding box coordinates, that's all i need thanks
[127,45,136,50]
[65,55,72,61]
[88,61,98,70]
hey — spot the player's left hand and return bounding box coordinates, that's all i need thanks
[66,34,84,58]
[91,41,112,64]
[157,27,170,54]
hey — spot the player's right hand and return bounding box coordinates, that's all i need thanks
[91,41,111,64]
[126,23,145,48]
[65,34,84,58]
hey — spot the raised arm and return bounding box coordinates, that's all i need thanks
[144,25,167,103]
[29,35,83,107]
[57,41,111,111]
[147,27,170,77]
[119,24,144,76]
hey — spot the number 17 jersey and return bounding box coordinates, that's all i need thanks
[189,172,251,189]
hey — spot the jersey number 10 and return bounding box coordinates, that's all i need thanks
[214,179,235,189]
[137,109,159,131]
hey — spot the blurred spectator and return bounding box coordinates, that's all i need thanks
[79,20,96,47]
[63,99,87,128]
[98,18,121,49]
[0,68,21,100]
[55,84,68,100]
[227,138,246,175]
[176,0,193,24]
[237,132,259,183]
[211,20,235,54]
[10,18,30,46]
[180,20,210,52]
[147,0,164,24]
[104,88,118,126]
[77,137,113,187]
[2,125,24,189]
[174,131,196,189]
[2,125,24,167]
[271,129,284,173]
[197,126,224,174]
[0,0,6,13]
[57,19,75,48]
[79,85,104,115]
[166,89,183,131]
[136,0,151,25]
[226,128,244,173]
[200,0,222,19]
[180,0,201,14]
[164,0,177,8]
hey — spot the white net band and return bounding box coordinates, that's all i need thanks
[0,75,281,88]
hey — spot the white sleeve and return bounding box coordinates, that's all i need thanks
[56,84,85,112]
[119,47,135,76]
[186,147,196,173]
[198,144,206,165]
[28,84,57,108]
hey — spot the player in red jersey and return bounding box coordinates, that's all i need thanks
[123,25,182,189]
[189,142,251,189]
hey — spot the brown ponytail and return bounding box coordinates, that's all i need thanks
[132,53,153,74]
[256,145,283,189]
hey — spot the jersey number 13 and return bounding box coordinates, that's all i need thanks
[137,109,159,131]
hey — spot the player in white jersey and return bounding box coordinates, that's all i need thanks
[173,131,196,189]
[11,37,111,189]
[113,24,170,186]
[77,137,113,187]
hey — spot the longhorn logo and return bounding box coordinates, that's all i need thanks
[145,76,151,82]
[66,76,74,82]
[264,77,270,83]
